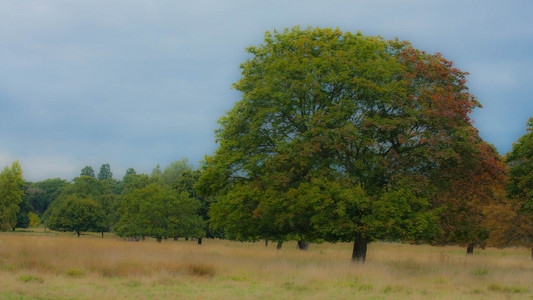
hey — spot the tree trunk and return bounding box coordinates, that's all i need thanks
[197,237,203,245]
[297,240,310,250]
[76,231,80,238]
[156,236,162,243]
[466,244,474,255]
[265,240,269,247]
[351,233,368,263]
[173,237,178,241]
[276,241,283,250]
[185,237,189,241]
[101,232,104,238]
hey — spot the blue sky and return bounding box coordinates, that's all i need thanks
[1,0,532,181]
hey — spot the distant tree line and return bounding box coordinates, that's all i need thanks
[1,159,218,243]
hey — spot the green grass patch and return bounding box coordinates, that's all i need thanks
[358,284,374,291]
[1,264,16,272]
[19,274,43,283]
[487,283,529,294]
[124,280,142,287]
[472,268,489,277]
[66,268,86,278]
[382,285,405,294]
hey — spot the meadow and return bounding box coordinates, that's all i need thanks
[0,229,532,299]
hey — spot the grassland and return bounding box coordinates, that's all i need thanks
[1,229,532,299]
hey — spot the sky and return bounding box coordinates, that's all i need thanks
[0,0,532,182]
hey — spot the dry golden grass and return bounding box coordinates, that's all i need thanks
[1,229,532,299]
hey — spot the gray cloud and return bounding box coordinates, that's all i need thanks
[1,0,531,181]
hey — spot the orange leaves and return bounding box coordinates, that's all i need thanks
[252,208,262,218]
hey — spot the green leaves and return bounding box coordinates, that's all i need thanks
[47,195,105,236]
[0,161,25,231]
[506,117,533,209]
[199,26,492,253]
[97,164,113,180]
[80,166,95,178]
[115,183,205,241]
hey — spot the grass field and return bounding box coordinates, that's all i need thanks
[1,229,532,299]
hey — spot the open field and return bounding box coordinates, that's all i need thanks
[1,229,533,299]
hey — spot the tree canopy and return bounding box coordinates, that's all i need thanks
[47,194,105,237]
[115,183,204,242]
[80,166,95,178]
[198,27,501,262]
[97,163,113,180]
[25,178,67,216]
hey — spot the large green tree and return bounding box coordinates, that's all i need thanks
[0,161,25,231]
[198,27,496,262]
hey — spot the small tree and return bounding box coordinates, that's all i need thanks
[116,183,204,242]
[47,195,105,237]
[0,161,25,231]
[28,212,41,227]
[97,164,113,180]
[80,166,95,178]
